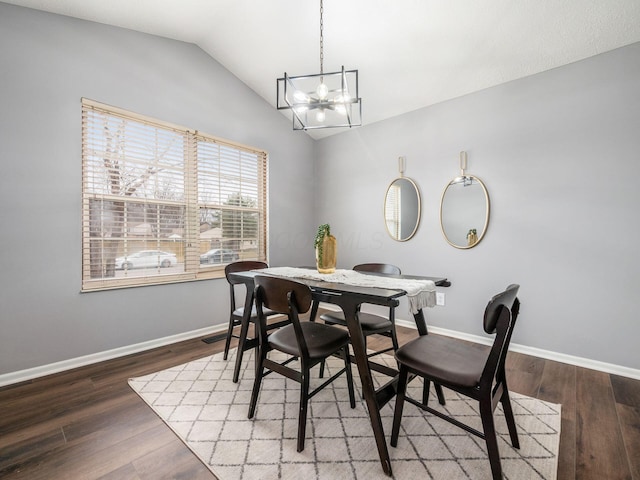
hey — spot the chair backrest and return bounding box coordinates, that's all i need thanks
[225,260,268,285]
[353,263,401,275]
[483,284,520,334]
[353,264,402,317]
[254,275,312,315]
[225,261,269,313]
[254,275,313,357]
[480,284,521,391]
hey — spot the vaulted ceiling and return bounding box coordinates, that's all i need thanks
[6,0,640,138]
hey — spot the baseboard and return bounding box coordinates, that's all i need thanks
[395,318,640,380]
[0,325,226,388]
[3,316,638,388]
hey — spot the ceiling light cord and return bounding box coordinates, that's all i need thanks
[319,0,324,76]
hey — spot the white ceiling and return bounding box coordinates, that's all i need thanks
[6,0,640,138]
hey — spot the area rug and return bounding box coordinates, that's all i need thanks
[129,349,560,479]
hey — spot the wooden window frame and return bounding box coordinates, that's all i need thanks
[81,99,268,292]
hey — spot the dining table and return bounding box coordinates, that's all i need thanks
[227,266,450,477]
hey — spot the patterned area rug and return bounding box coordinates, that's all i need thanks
[129,349,560,479]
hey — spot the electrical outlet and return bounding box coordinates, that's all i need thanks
[436,292,445,306]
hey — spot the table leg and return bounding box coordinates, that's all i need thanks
[343,301,393,477]
[309,299,320,322]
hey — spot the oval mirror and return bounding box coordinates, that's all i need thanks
[440,175,489,248]
[384,177,421,241]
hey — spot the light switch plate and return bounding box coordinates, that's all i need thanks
[436,292,445,306]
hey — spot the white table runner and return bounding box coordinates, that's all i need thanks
[260,267,436,314]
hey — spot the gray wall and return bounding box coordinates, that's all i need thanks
[315,42,640,371]
[2,2,639,378]
[0,3,316,375]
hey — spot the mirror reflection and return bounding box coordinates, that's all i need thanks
[440,175,489,248]
[384,177,421,242]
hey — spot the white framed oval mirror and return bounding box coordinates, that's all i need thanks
[440,174,490,249]
[384,176,421,242]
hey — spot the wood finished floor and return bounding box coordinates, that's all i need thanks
[1,323,639,480]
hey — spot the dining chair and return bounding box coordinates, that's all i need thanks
[319,263,401,358]
[248,275,356,452]
[390,284,521,480]
[223,261,288,364]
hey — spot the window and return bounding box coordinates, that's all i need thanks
[384,183,401,239]
[81,99,268,291]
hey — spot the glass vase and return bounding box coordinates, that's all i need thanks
[316,234,337,274]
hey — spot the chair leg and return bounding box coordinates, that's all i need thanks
[480,398,503,480]
[297,368,311,452]
[223,317,236,360]
[390,324,399,352]
[248,348,266,419]
[319,359,326,378]
[342,345,356,408]
[501,388,520,449]
[422,379,431,406]
[391,366,409,447]
[389,307,399,352]
[233,317,252,383]
[435,383,446,405]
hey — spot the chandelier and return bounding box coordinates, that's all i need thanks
[276,0,362,131]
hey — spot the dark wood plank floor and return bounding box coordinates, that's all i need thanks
[1,323,638,479]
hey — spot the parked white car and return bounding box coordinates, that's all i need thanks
[115,250,177,270]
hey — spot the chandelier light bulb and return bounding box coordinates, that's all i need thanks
[316,82,329,100]
[316,109,326,122]
[293,90,310,103]
[334,92,348,115]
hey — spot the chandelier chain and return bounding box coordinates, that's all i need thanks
[319,0,324,75]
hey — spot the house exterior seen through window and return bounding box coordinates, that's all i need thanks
[81,99,268,291]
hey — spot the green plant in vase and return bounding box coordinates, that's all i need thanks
[466,228,478,246]
[314,223,337,274]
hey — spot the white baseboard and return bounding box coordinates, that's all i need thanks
[3,318,638,388]
[0,325,226,388]
[395,318,640,380]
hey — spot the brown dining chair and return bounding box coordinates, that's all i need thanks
[319,263,401,358]
[390,284,521,480]
[248,275,356,452]
[223,261,288,368]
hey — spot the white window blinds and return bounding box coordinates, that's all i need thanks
[81,99,268,291]
[384,183,401,239]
